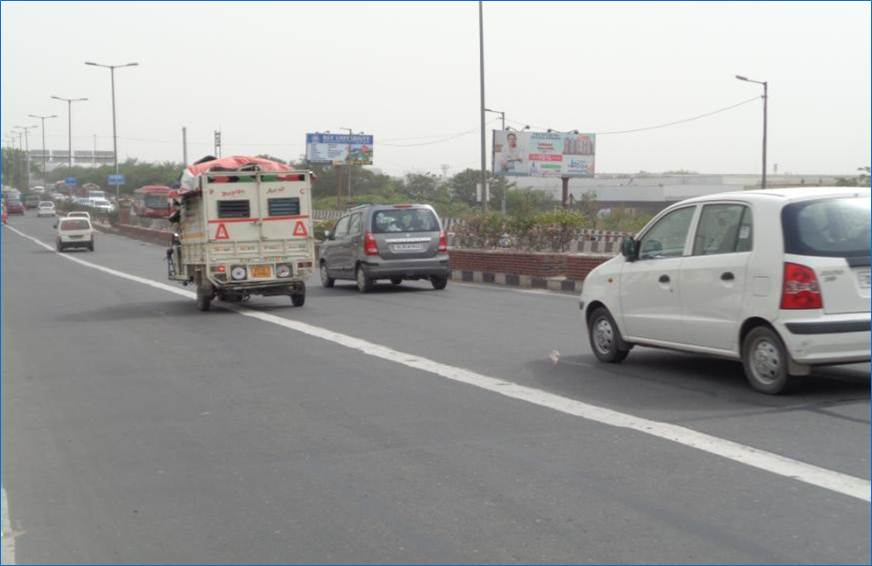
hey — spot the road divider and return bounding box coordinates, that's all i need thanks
[6,224,871,504]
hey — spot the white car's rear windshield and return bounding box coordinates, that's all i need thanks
[782,196,870,258]
[60,219,90,230]
[371,208,440,234]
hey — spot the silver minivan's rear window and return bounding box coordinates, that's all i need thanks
[782,196,870,257]
[372,208,439,233]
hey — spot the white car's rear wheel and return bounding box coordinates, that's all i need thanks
[742,326,792,394]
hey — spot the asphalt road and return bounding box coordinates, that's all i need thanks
[2,214,869,563]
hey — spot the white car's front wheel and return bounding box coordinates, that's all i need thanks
[587,307,630,363]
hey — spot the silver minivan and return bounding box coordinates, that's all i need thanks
[319,204,450,292]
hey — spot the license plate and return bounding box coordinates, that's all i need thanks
[69,235,83,239]
[391,243,424,252]
[250,265,272,278]
[857,270,870,289]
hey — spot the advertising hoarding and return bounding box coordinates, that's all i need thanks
[492,130,595,178]
[306,133,374,165]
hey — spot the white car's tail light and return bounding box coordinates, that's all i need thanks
[781,262,823,310]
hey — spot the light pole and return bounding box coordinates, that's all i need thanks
[51,95,88,175]
[478,0,487,212]
[14,125,38,189]
[484,108,506,214]
[28,114,58,184]
[340,127,362,203]
[735,74,768,189]
[85,61,139,200]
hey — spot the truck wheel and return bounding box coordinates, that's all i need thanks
[742,326,793,394]
[320,262,335,288]
[356,266,373,293]
[291,292,306,307]
[588,307,630,363]
[196,281,213,312]
[430,275,448,290]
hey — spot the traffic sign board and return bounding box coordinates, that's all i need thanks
[108,174,125,185]
[65,176,78,186]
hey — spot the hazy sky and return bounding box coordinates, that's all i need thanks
[2,1,870,177]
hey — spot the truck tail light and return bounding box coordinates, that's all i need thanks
[438,231,448,253]
[781,262,823,310]
[364,231,379,256]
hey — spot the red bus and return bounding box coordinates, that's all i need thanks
[132,185,173,218]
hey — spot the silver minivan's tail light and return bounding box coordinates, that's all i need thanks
[230,265,248,281]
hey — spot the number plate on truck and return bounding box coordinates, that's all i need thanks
[250,265,272,278]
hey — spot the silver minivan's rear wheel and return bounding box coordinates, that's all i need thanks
[356,266,373,293]
[587,307,629,363]
[742,326,792,394]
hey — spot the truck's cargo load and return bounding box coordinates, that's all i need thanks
[179,155,298,194]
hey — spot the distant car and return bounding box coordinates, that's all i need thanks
[580,186,871,394]
[319,204,450,292]
[66,211,91,220]
[30,186,45,194]
[37,201,56,217]
[88,198,114,214]
[5,198,25,215]
[55,217,95,252]
[24,194,40,209]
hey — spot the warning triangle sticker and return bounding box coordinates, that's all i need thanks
[214,223,230,240]
[292,220,308,237]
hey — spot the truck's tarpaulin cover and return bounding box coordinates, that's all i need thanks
[179,155,291,194]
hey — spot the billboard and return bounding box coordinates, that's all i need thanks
[306,133,373,165]
[492,130,595,178]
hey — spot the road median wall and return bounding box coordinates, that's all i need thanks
[448,249,611,293]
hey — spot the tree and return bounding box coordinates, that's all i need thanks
[400,173,440,200]
[448,168,492,207]
[2,148,39,190]
[45,158,184,194]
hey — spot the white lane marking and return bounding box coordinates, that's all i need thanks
[7,225,872,503]
[2,486,15,565]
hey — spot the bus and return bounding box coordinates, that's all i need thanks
[132,185,173,218]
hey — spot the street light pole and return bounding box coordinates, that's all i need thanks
[484,108,506,214]
[86,61,139,200]
[478,0,488,212]
[14,125,37,190]
[29,114,58,184]
[735,75,768,189]
[51,95,88,175]
[340,127,361,203]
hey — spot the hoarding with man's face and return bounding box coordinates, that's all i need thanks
[306,133,374,165]
[492,130,595,177]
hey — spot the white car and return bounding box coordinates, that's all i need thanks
[88,198,114,213]
[66,211,91,220]
[580,187,870,394]
[36,201,55,217]
[55,217,95,252]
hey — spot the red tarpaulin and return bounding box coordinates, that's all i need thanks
[179,155,293,193]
